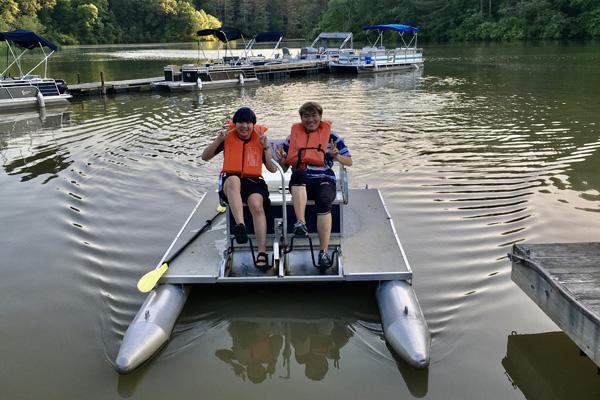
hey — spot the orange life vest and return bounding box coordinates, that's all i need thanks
[222,120,268,178]
[284,120,332,169]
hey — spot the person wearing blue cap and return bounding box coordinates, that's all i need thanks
[202,107,277,270]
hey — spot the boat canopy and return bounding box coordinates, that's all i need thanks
[197,27,248,42]
[362,24,419,49]
[310,32,354,51]
[362,24,419,33]
[0,29,58,51]
[254,31,284,43]
[1,29,60,78]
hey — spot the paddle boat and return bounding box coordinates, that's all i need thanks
[0,29,71,110]
[329,24,423,73]
[115,142,430,373]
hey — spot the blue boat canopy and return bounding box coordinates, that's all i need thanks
[0,29,58,51]
[362,24,419,33]
[197,27,248,42]
[254,31,284,43]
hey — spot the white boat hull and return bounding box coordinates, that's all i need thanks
[0,94,71,110]
[115,284,190,373]
[150,78,259,92]
[376,280,431,368]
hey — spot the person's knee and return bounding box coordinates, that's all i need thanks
[291,185,307,196]
[315,185,335,214]
[248,194,265,215]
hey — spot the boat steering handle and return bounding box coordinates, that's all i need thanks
[272,161,288,245]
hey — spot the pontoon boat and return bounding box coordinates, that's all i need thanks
[151,27,259,91]
[0,29,71,110]
[115,141,430,373]
[330,24,423,73]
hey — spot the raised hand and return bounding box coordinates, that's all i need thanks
[329,138,339,159]
[276,144,287,160]
[259,133,268,148]
[216,128,228,142]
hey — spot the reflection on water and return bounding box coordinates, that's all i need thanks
[216,319,350,383]
[502,331,600,400]
[0,110,71,182]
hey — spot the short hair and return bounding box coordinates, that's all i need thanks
[299,101,323,117]
[232,107,257,124]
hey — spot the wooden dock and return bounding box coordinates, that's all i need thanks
[66,60,331,97]
[67,76,164,96]
[510,242,600,368]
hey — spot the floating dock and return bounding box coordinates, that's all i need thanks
[510,243,600,368]
[67,60,331,97]
[67,76,164,96]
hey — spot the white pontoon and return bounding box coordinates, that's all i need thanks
[330,24,423,73]
[115,143,430,373]
[0,29,71,110]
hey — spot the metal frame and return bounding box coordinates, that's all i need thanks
[1,40,54,78]
[377,189,413,275]
[241,33,284,63]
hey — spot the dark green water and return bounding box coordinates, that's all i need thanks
[1,42,600,399]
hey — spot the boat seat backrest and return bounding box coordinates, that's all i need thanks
[263,139,347,201]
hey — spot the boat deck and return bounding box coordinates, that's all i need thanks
[161,188,411,284]
[510,242,600,368]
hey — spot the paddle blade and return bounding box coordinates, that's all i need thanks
[136,263,169,293]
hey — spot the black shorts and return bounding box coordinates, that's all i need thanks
[289,169,336,214]
[219,174,270,208]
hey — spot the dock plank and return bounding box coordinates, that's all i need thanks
[68,76,164,95]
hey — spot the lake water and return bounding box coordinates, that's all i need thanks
[2,42,600,399]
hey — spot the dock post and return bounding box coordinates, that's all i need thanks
[100,71,106,95]
[77,73,81,84]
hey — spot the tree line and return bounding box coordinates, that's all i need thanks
[1,0,599,45]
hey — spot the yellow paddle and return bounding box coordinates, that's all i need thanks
[136,205,226,293]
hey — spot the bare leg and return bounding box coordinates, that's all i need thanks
[223,176,244,225]
[291,185,307,223]
[247,193,267,252]
[317,213,331,251]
